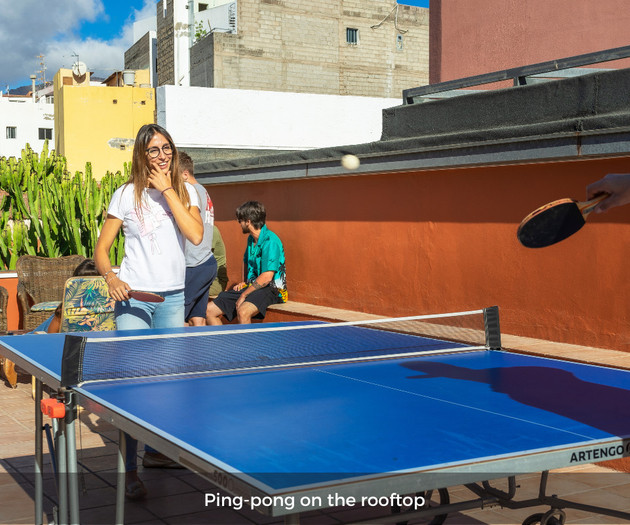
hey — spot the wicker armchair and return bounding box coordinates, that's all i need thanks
[0,285,8,333]
[16,255,86,331]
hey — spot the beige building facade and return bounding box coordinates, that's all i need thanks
[54,69,155,178]
[151,0,428,98]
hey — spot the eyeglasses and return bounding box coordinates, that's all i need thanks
[146,144,173,158]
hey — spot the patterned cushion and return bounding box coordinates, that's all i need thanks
[63,312,116,332]
[31,301,61,312]
[60,277,116,333]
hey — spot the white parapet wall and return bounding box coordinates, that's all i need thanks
[157,85,401,150]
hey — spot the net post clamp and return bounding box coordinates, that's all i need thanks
[40,398,66,419]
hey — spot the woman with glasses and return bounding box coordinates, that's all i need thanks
[94,123,203,499]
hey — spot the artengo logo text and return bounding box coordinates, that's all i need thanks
[570,443,630,463]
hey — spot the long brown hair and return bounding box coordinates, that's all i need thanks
[128,124,191,213]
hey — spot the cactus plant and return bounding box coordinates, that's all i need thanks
[0,143,126,270]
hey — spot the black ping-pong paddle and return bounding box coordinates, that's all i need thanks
[128,290,165,303]
[517,194,608,248]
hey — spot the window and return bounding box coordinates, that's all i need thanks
[38,128,52,140]
[396,34,404,51]
[346,28,358,45]
[6,126,16,139]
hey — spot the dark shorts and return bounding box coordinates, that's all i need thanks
[184,256,218,321]
[212,286,281,322]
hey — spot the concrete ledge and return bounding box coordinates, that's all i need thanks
[501,333,630,369]
[268,301,385,322]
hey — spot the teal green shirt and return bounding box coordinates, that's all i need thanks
[244,225,287,302]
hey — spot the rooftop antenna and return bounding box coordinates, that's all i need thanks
[70,51,87,81]
[36,54,47,87]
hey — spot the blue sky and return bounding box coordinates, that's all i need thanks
[1,0,155,90]
[76,0,150,41]
[398,0,430,7]
[1,0,429,91]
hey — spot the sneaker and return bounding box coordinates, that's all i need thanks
[125,472,147,501]
[142,451,184,469]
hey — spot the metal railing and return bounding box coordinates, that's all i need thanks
[403,44,630,104]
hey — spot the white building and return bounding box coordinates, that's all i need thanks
[0,88,54,159]
[125,0,422,162]
[157,85,400,152]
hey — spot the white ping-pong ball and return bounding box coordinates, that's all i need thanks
[341,154,360,170]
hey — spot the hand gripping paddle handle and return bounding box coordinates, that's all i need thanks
[579,193,608,217]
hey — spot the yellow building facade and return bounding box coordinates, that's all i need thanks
[54,69,155,178]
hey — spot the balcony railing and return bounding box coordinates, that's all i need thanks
[403,44,630,104]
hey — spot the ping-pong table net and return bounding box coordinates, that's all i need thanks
[61,306,500,387]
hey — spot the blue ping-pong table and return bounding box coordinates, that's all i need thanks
[3,306,630,525]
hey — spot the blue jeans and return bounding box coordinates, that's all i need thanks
[115,289,184,471]
[115,289,185,331]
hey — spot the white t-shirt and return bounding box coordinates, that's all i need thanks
[108,183,199,292]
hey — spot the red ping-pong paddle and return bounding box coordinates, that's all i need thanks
[517,194,608,248]
[128,290,165,303]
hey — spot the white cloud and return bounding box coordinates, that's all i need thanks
[45,38,128,82]
[0,0,157,89]
[133,0,159,25]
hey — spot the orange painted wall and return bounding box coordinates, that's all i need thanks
[207,155,630,352]
[0,275,20,331]
[430,0,630,84]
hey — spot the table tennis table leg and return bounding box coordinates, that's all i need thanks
[34,378,44,525]
[64,392,80,525]
[56,402,69,525]
[115,429,126,525]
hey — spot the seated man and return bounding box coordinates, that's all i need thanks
[208,225,228,297]
[206,201,287,325]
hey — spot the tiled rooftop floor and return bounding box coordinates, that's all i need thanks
[2,370,630,524]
